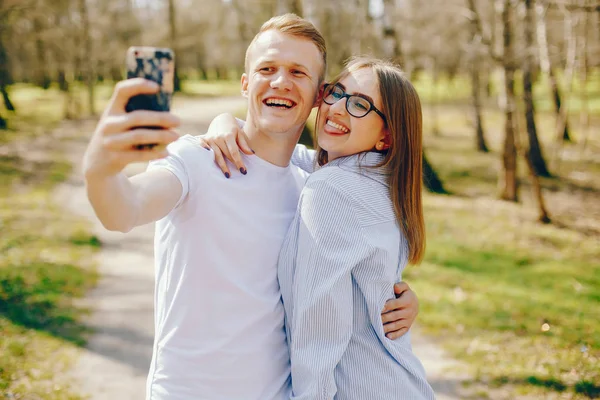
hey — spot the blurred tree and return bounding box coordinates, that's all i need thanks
[0,27,14,114]
[277,0,302,14]
[52,0,80,119]
[523,0,551,177]
[536,0,572,142]
[499,0,519,202]
[32,1,51,89]
[578,0,593,151]
[0,0,16,126]
[466,0,489,152]
[423,152,447,194]
[168,0,182,91]
[79,0,95,115]
[381,0,403,65]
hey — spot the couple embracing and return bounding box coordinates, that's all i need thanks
[83,13,435,400]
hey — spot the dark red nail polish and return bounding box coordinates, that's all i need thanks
[240,168,247,175]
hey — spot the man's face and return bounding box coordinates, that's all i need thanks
[242,30,323,137]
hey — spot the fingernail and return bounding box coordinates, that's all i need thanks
[240,168,247,175]
[204,147,210,151]
[251,149,255,154]
[225,172,230,179]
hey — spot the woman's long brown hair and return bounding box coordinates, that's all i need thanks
[316,57,425,264]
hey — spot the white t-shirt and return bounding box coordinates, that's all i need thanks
[145,135,308,400]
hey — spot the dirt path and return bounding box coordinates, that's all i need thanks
[54,96,470,400]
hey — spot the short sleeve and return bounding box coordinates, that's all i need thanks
[147,135,203,209]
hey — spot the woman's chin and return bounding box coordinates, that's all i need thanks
[316,134,338,152]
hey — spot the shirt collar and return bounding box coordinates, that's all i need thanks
[322,152,389,187]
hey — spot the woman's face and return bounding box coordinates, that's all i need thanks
[316,67,388,161]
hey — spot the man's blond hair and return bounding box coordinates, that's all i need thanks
[244,13,327,83]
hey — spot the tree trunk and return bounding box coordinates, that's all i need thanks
[1,84,14,111]
[431,64,440,136]
[215,67,229,80]
[471,67,488,152]
[276,0,303,15]
[303,0,322,31]
[382,0,403,65]
[555,5,578,144]
[33,10,51,89]
[423,152,447,194]
[523,0,551,177]
[549,71,571,142]
[79,0,95,115]
[0,25,14,112]
[499,0,519,202]
[467,0,489,152]
[578,0,591,151]
[512,76,551,223]
[168,0,181,92]
[524,149,551,223]
[196,53,208,80]
[535,1,572,142]
[523,69,551,176]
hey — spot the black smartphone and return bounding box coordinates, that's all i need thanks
[125,46,175,150]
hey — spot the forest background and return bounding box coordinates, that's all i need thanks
[0,0,598,399]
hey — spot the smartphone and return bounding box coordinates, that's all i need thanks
[125,46,175,150]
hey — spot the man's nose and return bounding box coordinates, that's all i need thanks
[270,70,292,91]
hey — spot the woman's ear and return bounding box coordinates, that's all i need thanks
[377,132,391,151]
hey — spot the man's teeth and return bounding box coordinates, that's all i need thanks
[266,99,293,107]
[327,120,349,133]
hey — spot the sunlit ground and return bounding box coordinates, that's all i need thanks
[0,75,598,398]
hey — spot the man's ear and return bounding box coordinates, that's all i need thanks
[312,83,326,108]
[241,73,249,98]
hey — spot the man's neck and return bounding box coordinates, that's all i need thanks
[243,119,303,167]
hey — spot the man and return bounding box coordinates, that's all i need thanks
[83,14,415,400]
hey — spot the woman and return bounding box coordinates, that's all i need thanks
[202,57,434,399]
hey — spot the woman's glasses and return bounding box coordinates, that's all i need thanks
[323,83,386,122]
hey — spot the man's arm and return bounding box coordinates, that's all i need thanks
[381,281,420,339]
[83,78,181,232]
[85,169,182,232]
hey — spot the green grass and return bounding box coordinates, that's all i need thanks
[0,82,114,144]
[0,87,100,399]
[413,68,600,116]
[228,73,600,397]
[403,100,600,398]
[1,76,598,398]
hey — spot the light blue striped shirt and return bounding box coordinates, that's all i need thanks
[281,149,435,400]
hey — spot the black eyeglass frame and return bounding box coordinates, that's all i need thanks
[322,83,387,123]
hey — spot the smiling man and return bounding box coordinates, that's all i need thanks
[83,14,326,400]
[82,14,414,400]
